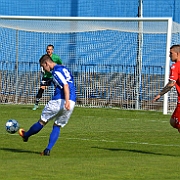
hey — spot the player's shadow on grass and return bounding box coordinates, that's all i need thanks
[91,146,179,157]
[0,147,40,154]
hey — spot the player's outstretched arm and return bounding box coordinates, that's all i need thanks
[153,94,161,102]
[152,80,176,102]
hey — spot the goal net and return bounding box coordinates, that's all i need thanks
[0,16,179,113]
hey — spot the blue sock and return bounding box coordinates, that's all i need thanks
[24,121,43,138]
[46,126,60,150]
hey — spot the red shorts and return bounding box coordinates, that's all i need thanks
[171,103,180,128]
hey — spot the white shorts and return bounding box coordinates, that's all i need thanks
[41,99,75,127]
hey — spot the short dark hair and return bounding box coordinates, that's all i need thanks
[170,44,180,52]
[46,44,54,49]
[39,54,53,65]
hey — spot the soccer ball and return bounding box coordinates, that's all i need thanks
[5,119,19,134]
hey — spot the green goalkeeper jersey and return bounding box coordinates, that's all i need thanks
[43,54,62,78]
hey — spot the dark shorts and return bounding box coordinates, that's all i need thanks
[40,77,53,86]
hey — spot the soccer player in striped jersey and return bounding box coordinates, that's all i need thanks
[32,44,63,110]
[19,54,76,156]
[153,44,180,132]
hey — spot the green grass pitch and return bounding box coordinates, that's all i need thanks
[0,104,180,180]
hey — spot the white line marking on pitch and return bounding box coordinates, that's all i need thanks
[66,137,117,143]
[125,141,180,147]
[2,133,180,147]
[65,137,180,147]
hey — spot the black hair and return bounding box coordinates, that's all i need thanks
[39,54,53,64]
[46,44,54,49]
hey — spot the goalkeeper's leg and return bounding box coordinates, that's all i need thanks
[32,77,53,110]
[32,87,45,110]
[35,87,45,105]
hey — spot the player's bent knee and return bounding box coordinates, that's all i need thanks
[53,123,61,127]
[39,119,47,126]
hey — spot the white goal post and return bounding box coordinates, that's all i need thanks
[0,16,178,114]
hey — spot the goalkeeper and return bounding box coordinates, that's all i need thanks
[32,44,62,110]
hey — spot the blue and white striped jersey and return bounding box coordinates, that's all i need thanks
[51,65,76,102]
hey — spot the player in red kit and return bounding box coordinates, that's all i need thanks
[153,44,180,132]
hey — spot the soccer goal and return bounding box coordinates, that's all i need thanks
[0,16,178,114]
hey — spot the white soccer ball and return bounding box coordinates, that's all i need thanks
[5,119,19,134]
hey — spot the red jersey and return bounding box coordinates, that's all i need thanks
[169,61,180,102]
